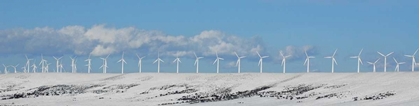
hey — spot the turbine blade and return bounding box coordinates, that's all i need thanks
[386,52,394,56]
[262,56,269,58]
[213,59,217,65]
[194,60,198,66]
[377,52,385,56]
[414,49,419,56]
[359,58,363,65]
[136,53,140,59]
[332,49,337,56]
[350,56,358,58]
[234,52,239,58]
[236,60,239,66]
[220,58,224,60]
[256,51,261,58]
[393,57,398,63]
[194,52,198,58]
[374,58,380,63]
[358,49,363,56]
[333,58,338,65]
[279,51,284,57]
[258,59,262,66]
[304,59,308,65]
[367,62,373,64]
[325,56,332,58]
[405,55,412,57]
[153,59,158,64]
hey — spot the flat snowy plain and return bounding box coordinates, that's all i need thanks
[0,72,418,106]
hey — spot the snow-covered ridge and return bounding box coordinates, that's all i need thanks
[0,73,418,106]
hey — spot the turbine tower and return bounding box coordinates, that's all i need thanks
[213,51,224,73]
[304,50,315,73]
[173,55,181,73]
[100,54,110,73]
[234,52,246,73]
[367,58,380,72]
[10,64,19,73]
[256,51,269,73]
[136,53,146,73]
[39,54,47,73]
[350,49,363,73]
[194,52,203,73]
[85,54,92,73]
[31,63,37,73]
[279,51,291,73]
[53,56,62,73]
[58,60,64,73]
[325,49,338,73]
[3,64,8,74]
[377,51,393,72]
[117,52,127,74]
[153,52,164,73]
[393,57,405,72]
[70,56,77,73]
[405,49,418,72]
[24,55,32,73]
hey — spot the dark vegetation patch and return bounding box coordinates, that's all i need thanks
[353,91,396,101]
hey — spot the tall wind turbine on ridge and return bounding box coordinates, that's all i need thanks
[393,57,405,72]
[325,49,338,73]
[256,51,269,73]
[367,58,380,72]
[153,52,164,73]
[10,64,19,73]
[173,54,181,73]
[234,52,246,73]
[405,49,418,72]
[304,50,315,73]
[31,62,37,73]
[70,56,77,73]
[3,64,8,74]
[53,56,62,73]
[85,54,92,73]
[118,52,127,74]
[377,51,393,72]
[24,55,32,73]
[136,53,146,73]
[279,51,291,73]
[100,54,110,73]
[39,54,47,73]
[194,52,203,73]
[213,51,224,73]
[350,49,363,73]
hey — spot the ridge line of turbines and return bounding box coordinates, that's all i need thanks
[1,49,418,74]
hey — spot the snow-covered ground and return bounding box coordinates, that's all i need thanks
[0,72,418,106]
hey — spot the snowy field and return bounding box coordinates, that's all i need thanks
[0,72,418,106]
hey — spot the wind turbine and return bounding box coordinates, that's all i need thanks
[85,54,92,73]
[24,55,32,73]
[31,63,37,73]
[58,60,64,73]
[100,54,110,73]
[367,58,380,72]
[393,57,405,72]
[350,49,363,73]
[325,49,338,73]
[45,63,51,73]
[53,56,63,73]
[405,49,418,72]
[377,51,393,72]
[39,54,47,73]
[173,55,181,73]
[153,52,164,73]
[194,52,203,73]
[10,64,19,73]
[3,64,8,74]
[213,51,224,73]
[279,51,291,73]
[70,56,77,73]
[304,50,315,73]
[117,52,127,74]
[136,53,146,73]
[256,51,269,73]
[234,52,246,73]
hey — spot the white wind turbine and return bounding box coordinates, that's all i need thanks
[58,60,64,73]
[70,56,77,73]
[153,52,164,73]
[256,51,269,73]
[45,63,51,72]
[325,49,338,73]
[350,49,363,73]
[173,55,181,73]
[367,58,381,72]
[405,49,418,72]
[3,64,8,74]
[24,55,32,73]
[213,51,224,73]
[53,56,63,73]
[39,54,47,73]
[10,64,19,73]
[194,52,203,73]
[85,54,92,73]
[234,52,246,73]
[377,51,393,72]
[31,63,37,73]
[279,51,291,73]
[393,57,405,72]
[118,52,127,74]
[136,53,146,73]
[100,54,110,73]
[304,50,315,73]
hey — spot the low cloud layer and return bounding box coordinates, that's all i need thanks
[0,25,268,59]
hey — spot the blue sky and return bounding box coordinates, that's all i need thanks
[0,0,418,73]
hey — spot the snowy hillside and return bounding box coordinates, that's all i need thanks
[0,72,418,106]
